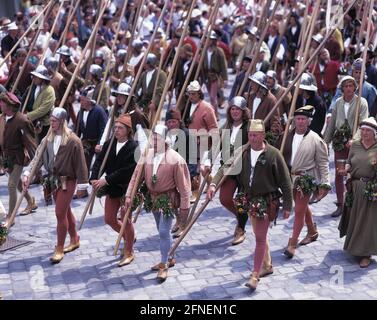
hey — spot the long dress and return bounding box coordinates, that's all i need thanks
[338,140,377,256]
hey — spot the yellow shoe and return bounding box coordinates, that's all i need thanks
[20,197,38,216]
[151,258,175,271]
[245,272,259,291]
[50,247,64,264]
[63,240,80,253]
[118,252,134,267]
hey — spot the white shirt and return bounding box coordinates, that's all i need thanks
[256,62,262,71]
[152,152,165,176]
[252,98,261,118]
[268,35,276,50]
[189,102,199,118]
[291,133,304,165]
[117,65,123,73]
[230,124,242,145]
[344,102,350,119]
[207,50,213,68]
[5,115,13,122]
[53,135,62,157]
[34,85,41,101]
[250,148,264,167]
[129,52,144,67]
[183,60,190,75]
[116,140,127,155]
[83,110,89,127]
[145,69,155,88]
[170,134,177,145]
[291,26,298,35]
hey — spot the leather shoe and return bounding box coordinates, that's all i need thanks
[245,272,259,291]
[232,227,246,245]
[157,263,168,282]
[359,257,371,268]
[63,239,80,253]
[50,247,64,264]
[331,205,343,218]
[151,258,175,271]
[19,197,38,216]
[118,252,134,267]
[73,190,88,199]
[259,265,273,278]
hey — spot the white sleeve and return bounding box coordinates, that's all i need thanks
[99,118,111,146]
[276,43,285,61]
[135,124,148,154]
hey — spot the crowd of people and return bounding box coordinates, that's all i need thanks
[0,0,377,294]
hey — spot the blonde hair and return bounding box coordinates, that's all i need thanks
[47,119,72,145]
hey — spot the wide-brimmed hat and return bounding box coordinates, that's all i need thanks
[294,105,314,118]
[296,73,317,91]
[186,80,202,92]
[112,83,132,96]
[248,71,268,90]
[30,65,51,81]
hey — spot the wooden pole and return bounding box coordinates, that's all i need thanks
[280,0,320,154]
[353,0,374,136]
[55,0,82,51]
[0,3,53,70]
[79,0,171,230]
[236,0,281,97]
[356,1,369,55]
[181,0,221,120]
[96,0,129,105]
[113,0,198,256]
[148,0,175,124]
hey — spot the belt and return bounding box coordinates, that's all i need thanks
[150,188,176,197]
[352,177,372,182]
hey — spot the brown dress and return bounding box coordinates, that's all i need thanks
[338,140,377,256]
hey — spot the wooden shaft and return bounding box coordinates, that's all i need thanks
[279,0,321,154]
[237,0,281,96]
[353,0,374,136]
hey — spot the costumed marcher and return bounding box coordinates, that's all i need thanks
[124,124,191,282]
[0,91,37,220]
[246,71,282,145]
[324,76,369,217]
[338,117,377,268]
[22,107,88,264]
[74,85,108,198]
[184,80,218,203]
[90,114,138,267]
[278,106,331,258]
[24,65,56,142]
[207,119,293,291]
[201,96,250,245]
[229,55,251,101]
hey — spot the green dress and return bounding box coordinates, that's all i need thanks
[338,140,377,256]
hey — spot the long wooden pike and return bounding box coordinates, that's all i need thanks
[236,0,281,97]
[271,0,289,71]
[113,0,199,256]
[55,0,82,52]
[177,0,219,116]
[0,2,53,69]
[181,0,222,120]
[3,1,110,233]
[79,0,172,230]
[353,0,374,136]
[148,1,176,124]
[96,0,129,105]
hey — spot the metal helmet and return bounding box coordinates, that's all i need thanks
[352,58,363,71]
[229,96,247,110]
[30,65,51,81]
[297,73,318,91]
[209,30,218,40]
[94,50,104,60]
[44,57,59,72]
[56,45,71,57]
[112,82,132,96]
[51,107,68,120]
[89,64,103,79]
[248,71,268,90]
[266,70,277,80]
[146,53,158,67]
[116,49,127,59]
[132,39,143,49]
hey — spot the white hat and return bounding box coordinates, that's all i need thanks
[31,65,51,81]
[312,33,324,43]
[360,117,377,133]
[338,75,357,90]
[153,124,168,139]
[209,30,218,40]
[191,8,202,18]
[112,83,132,96]
[186,80,201,92]
[7,22,18,31]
